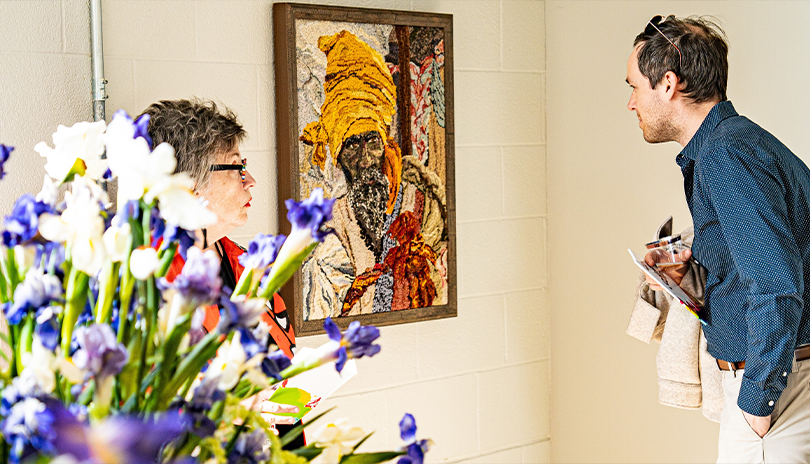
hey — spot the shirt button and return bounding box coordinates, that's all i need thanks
[769,401,775,406]
[783,372,788,377]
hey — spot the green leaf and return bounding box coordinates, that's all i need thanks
[291,445,324,460]
[279,406,336,447]
[339,451,405,464]
[162,331,222,404]
[351,432,375,453]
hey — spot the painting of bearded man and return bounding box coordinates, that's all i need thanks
[284,12,455,327]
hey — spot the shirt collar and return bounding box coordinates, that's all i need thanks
[680,100,738,161]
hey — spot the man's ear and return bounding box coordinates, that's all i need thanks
[659,71,681,101]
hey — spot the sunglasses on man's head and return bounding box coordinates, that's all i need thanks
[645,15,683,72]
[210,158,247,184]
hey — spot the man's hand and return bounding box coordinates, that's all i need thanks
[644,248,692,291]
[238,389,300,430]
[742,410,771,438]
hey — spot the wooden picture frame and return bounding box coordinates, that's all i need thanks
[273,2,457,336]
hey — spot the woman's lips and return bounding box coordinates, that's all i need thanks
[245,200,252,207]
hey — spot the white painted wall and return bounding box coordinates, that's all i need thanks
[0,0,548,463]
[547,2,810,463]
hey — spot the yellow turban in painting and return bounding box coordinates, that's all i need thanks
[300,30,402,214]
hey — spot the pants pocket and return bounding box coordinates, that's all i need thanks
[738,410,766,440]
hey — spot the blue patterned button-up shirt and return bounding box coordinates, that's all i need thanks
[678,101,810,416]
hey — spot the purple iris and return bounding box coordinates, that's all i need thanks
[217,293,264,332]
[112,109,153,149]
[3,270,63,325]
[227,429,269,464]
[239,233,286,270]
[34,242,65,274]
[176,376,225,438]
[400,413,417,444]
[112,200,140,228]
[323,317,381,372]
[1,397,56,463]
[171,247,222,309]
[285,188,335,241]
[95,413,186,463]
[2,194,54,247]
[35,311,60,350]
[76,279,98,326]
[261,349,292,381]
[75,302,94,327]
[150,209,166,247]
[134,113,154,149]
[72,324,129,381]
[0,143,13,180]
[161,224,197,260]
[398,413,430,464]
[236,327,264,360]
[1,378,45,418]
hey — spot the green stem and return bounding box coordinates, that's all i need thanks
[134,281,150,412]
[9,325,18,378]
[225,421,248,456]
[142,202,152,250]
[178,372,197,400]
[17,314,34,372]
[232,267,254,298]
[278,354,329,380]
[55,373,65,402]
[95,261,120,324]
[155,243,177,278]
[0,253,9,303]
[118,269,134,344]
[149,313,192,411]
[61,269,89,356]
[258,241,318,299]
[5,248,19,292]
[161,332,223,405]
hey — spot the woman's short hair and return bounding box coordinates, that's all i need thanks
[634,16,728,104]
[140,99,246,190]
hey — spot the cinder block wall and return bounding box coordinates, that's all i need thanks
[0,0,548,462]
[0,0,92,206]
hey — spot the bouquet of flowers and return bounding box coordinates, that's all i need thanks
[0,113,431,464]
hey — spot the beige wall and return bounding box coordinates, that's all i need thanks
[547,2,810,463]
[0,0,92,211]
[0,0,548,463]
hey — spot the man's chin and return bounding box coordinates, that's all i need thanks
[642,131,670,144]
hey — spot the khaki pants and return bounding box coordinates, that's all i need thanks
[717,359,810,463]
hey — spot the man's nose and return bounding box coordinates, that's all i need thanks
[627,95,636,111]
[359,145,378,167]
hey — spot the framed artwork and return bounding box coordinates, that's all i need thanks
[273,2,457,336]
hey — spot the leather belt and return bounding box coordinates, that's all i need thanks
[717,344,810,371]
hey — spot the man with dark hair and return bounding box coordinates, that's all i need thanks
[627,16,810,462]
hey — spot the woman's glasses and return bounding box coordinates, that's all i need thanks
[645,15,682,72]
[210,158,247,184]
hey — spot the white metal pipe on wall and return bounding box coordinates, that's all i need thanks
[90,0,107,122]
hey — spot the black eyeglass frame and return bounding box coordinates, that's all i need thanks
[645,15,683,73]
[209,158,247,183]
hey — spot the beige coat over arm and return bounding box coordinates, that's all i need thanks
[627,217,723,423]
